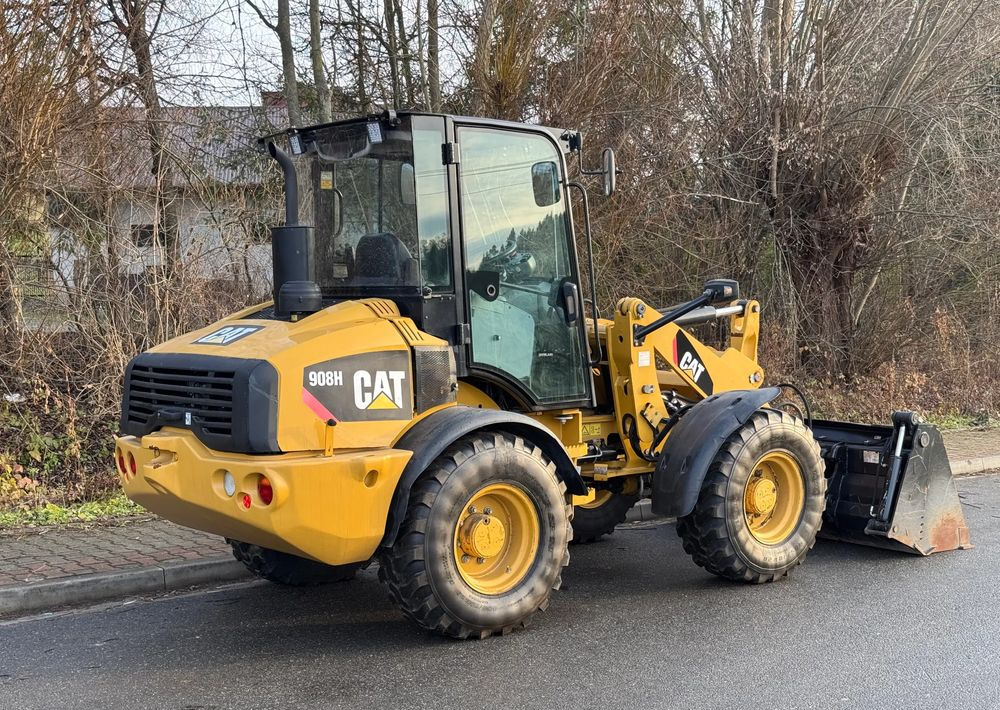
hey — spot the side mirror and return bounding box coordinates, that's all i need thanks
[531,161,561,207]
[399,163,416,205]
[602,148,616,197]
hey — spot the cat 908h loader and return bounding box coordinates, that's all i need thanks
[115,111,970,639]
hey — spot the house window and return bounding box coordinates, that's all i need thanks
[131,224,162,247]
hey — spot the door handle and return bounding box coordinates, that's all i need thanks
[561,281,580,325]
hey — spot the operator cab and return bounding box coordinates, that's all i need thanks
[267,111,605,411]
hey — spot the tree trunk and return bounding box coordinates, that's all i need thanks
[309,0,331,123]
[383,0,401,107]
[118,0,180,271]
[352,2,369,111]
[277,0,302,125]
[393,0,414,105]
[0,251,22,332]
[427,0,441,111]
[471,0,497,114]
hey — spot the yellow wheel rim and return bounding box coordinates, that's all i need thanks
[578,490,613,510]
[454,482,540,595]
[743,450,805,545]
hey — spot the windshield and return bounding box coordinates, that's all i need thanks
[295,115,452,295]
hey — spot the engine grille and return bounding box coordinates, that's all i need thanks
[125,364,236,438]
[120,352,279,453]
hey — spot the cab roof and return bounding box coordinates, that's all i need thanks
[259,110,578,155]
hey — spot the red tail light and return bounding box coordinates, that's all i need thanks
[257,476,273,505]
[116,449,126,474]
[127,452,137,475]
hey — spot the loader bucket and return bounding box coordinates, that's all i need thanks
[813,411,971,555]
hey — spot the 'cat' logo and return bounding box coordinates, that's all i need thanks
[674,331,715,394]
[354,370,406,410]
[678,351,706,382]
[193,325,262,345]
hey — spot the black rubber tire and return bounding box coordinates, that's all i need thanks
[571,491,639,543]
[378,431,572,639]
[228,540,360,586]
[676,409,826,583]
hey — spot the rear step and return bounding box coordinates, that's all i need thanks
[813,411,971,555]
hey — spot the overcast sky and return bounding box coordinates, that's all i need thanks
[163,1,282,106]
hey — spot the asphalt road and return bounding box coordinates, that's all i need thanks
[3,474,999,710]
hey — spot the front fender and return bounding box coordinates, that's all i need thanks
[380,406,587,548]
[651,388,780,518]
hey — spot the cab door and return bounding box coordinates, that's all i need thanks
[456,124,592,408]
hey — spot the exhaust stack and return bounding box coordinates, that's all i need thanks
[266,140,321,320]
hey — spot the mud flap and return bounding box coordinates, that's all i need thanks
[814,411,971,555]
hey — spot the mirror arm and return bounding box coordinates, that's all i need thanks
[575,149,605,178]
[568,181,602,367]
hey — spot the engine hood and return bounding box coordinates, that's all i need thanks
[134,298,454,451]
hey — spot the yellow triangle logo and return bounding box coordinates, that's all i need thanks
[367,392,399,409]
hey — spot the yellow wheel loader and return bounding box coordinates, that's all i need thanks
[115,111,970,639]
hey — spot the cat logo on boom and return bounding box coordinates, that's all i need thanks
[674,331,714,394]
[679,351,706,382]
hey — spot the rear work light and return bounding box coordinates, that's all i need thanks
[257,476,273,506]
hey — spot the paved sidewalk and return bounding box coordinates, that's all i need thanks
[1,427,998,617]
[942,428,1000,475]
[0,518,229,589]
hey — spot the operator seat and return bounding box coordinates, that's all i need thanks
[353,232,417,285]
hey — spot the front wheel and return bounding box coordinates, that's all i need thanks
[378,432,572,639]
[677,409,826,583]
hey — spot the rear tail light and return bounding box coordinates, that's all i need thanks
[257,476,273,505]
[116,449,126,474]
[127,452,137,475]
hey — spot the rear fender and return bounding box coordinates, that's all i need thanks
[651,388,780,517]
[380,406,587,548]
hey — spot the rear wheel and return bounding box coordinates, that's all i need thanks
[378,432,572,639]
[228,540,360,586]
[676,409,825,583]
[571,490,639,543]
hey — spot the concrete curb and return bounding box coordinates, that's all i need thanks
[951,455,1000,476]
[624,499,658,524]
[0,556,249,617]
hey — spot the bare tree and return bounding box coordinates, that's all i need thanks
[309,0,332,122]
[246,0,302,125]
[427,0,441,110]
[106,0,182,269]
